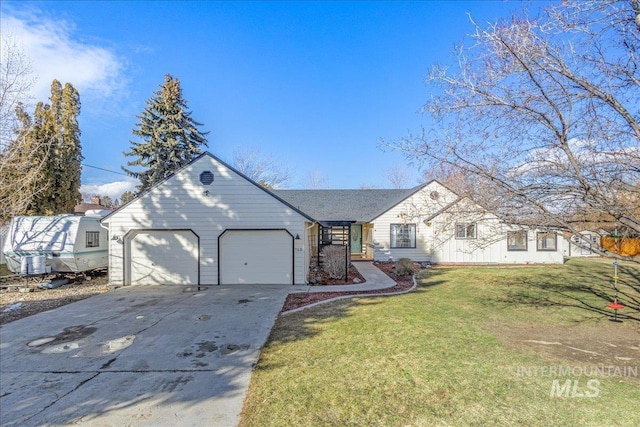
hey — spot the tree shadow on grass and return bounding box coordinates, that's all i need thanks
[267,268,447,349]
[481,261,640,323]
[415,268,449,289]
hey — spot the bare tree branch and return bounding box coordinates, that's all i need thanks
[384,0,640,266]
[385,163,413,189]
[232,146,291,189]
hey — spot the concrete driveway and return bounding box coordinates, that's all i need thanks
[0,284,290,427]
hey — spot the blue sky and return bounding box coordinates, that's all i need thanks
[2,1,546,200]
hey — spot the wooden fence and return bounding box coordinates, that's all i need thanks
[601,237,640,257]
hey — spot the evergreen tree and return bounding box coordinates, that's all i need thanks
[120,190,136,205]
[0,104,51,223]
[9,80,83,216]
[56,82,83,212]
[123,74,209,193]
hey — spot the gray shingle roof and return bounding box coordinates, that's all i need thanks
[273,185,426,223]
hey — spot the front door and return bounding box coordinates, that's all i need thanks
[350,224,362,254]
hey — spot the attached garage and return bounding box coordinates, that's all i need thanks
[101,153,311,286]
[127,230,199,285]
[219,229,293,285]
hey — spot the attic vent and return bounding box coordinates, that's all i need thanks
[200,171,214,185]
[429,191,440,200]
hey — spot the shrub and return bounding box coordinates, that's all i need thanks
[394,258,415,276]
[321,245,347,279]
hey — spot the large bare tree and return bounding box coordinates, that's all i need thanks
[305,170,329,189]
[385,163,413,189]
[0,36,35,149]
[232,146,291,189]
[390,0,640,262]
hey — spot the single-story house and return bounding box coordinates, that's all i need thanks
[101,152,569,286]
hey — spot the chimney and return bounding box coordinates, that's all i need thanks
[91,197,102,205]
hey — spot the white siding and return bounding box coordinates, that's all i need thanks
[103,154,309,285]
[430,217,564,264]
[371,182,458,262]
[371,183,564,264]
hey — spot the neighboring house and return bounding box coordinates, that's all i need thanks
[102,152,566,287]
[74,197,114,216]
[564,230,604,257]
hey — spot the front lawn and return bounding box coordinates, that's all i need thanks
[240,259,640,426]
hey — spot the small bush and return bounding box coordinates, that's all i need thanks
[321,245,347,279]
[394,258,415,276]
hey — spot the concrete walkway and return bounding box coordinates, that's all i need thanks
[290,262,396,294]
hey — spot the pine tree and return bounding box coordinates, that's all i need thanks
[20,100,58,215]
[55,82,83,212]
[120,191,136,205]
[123,74,209,193]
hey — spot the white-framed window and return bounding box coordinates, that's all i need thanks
[536,232,557,251]
[455,223,476,239]
[507,230,528,251]
[390,224,416,248]
[86,231,100,248]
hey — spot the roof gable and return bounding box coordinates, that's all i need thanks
[102,152,314,223]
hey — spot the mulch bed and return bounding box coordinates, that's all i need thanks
[309,265,366,285]
[281,262,418,312]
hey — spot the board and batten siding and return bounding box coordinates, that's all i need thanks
[371,182,458,262]
[103,154,308,285]
[430,218,564,264]
[427,197,564,264]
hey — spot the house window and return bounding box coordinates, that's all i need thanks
[455,223,476,239]
[536,232,557,251]
[390,224,416,248]
[86,231,100,248]
[507,230,527,251]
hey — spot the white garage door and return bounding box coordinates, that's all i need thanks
[219,230,293,285]
[128,230,198,285]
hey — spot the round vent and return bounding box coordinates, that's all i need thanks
[429,191,440,200]
[200,171,214,185]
